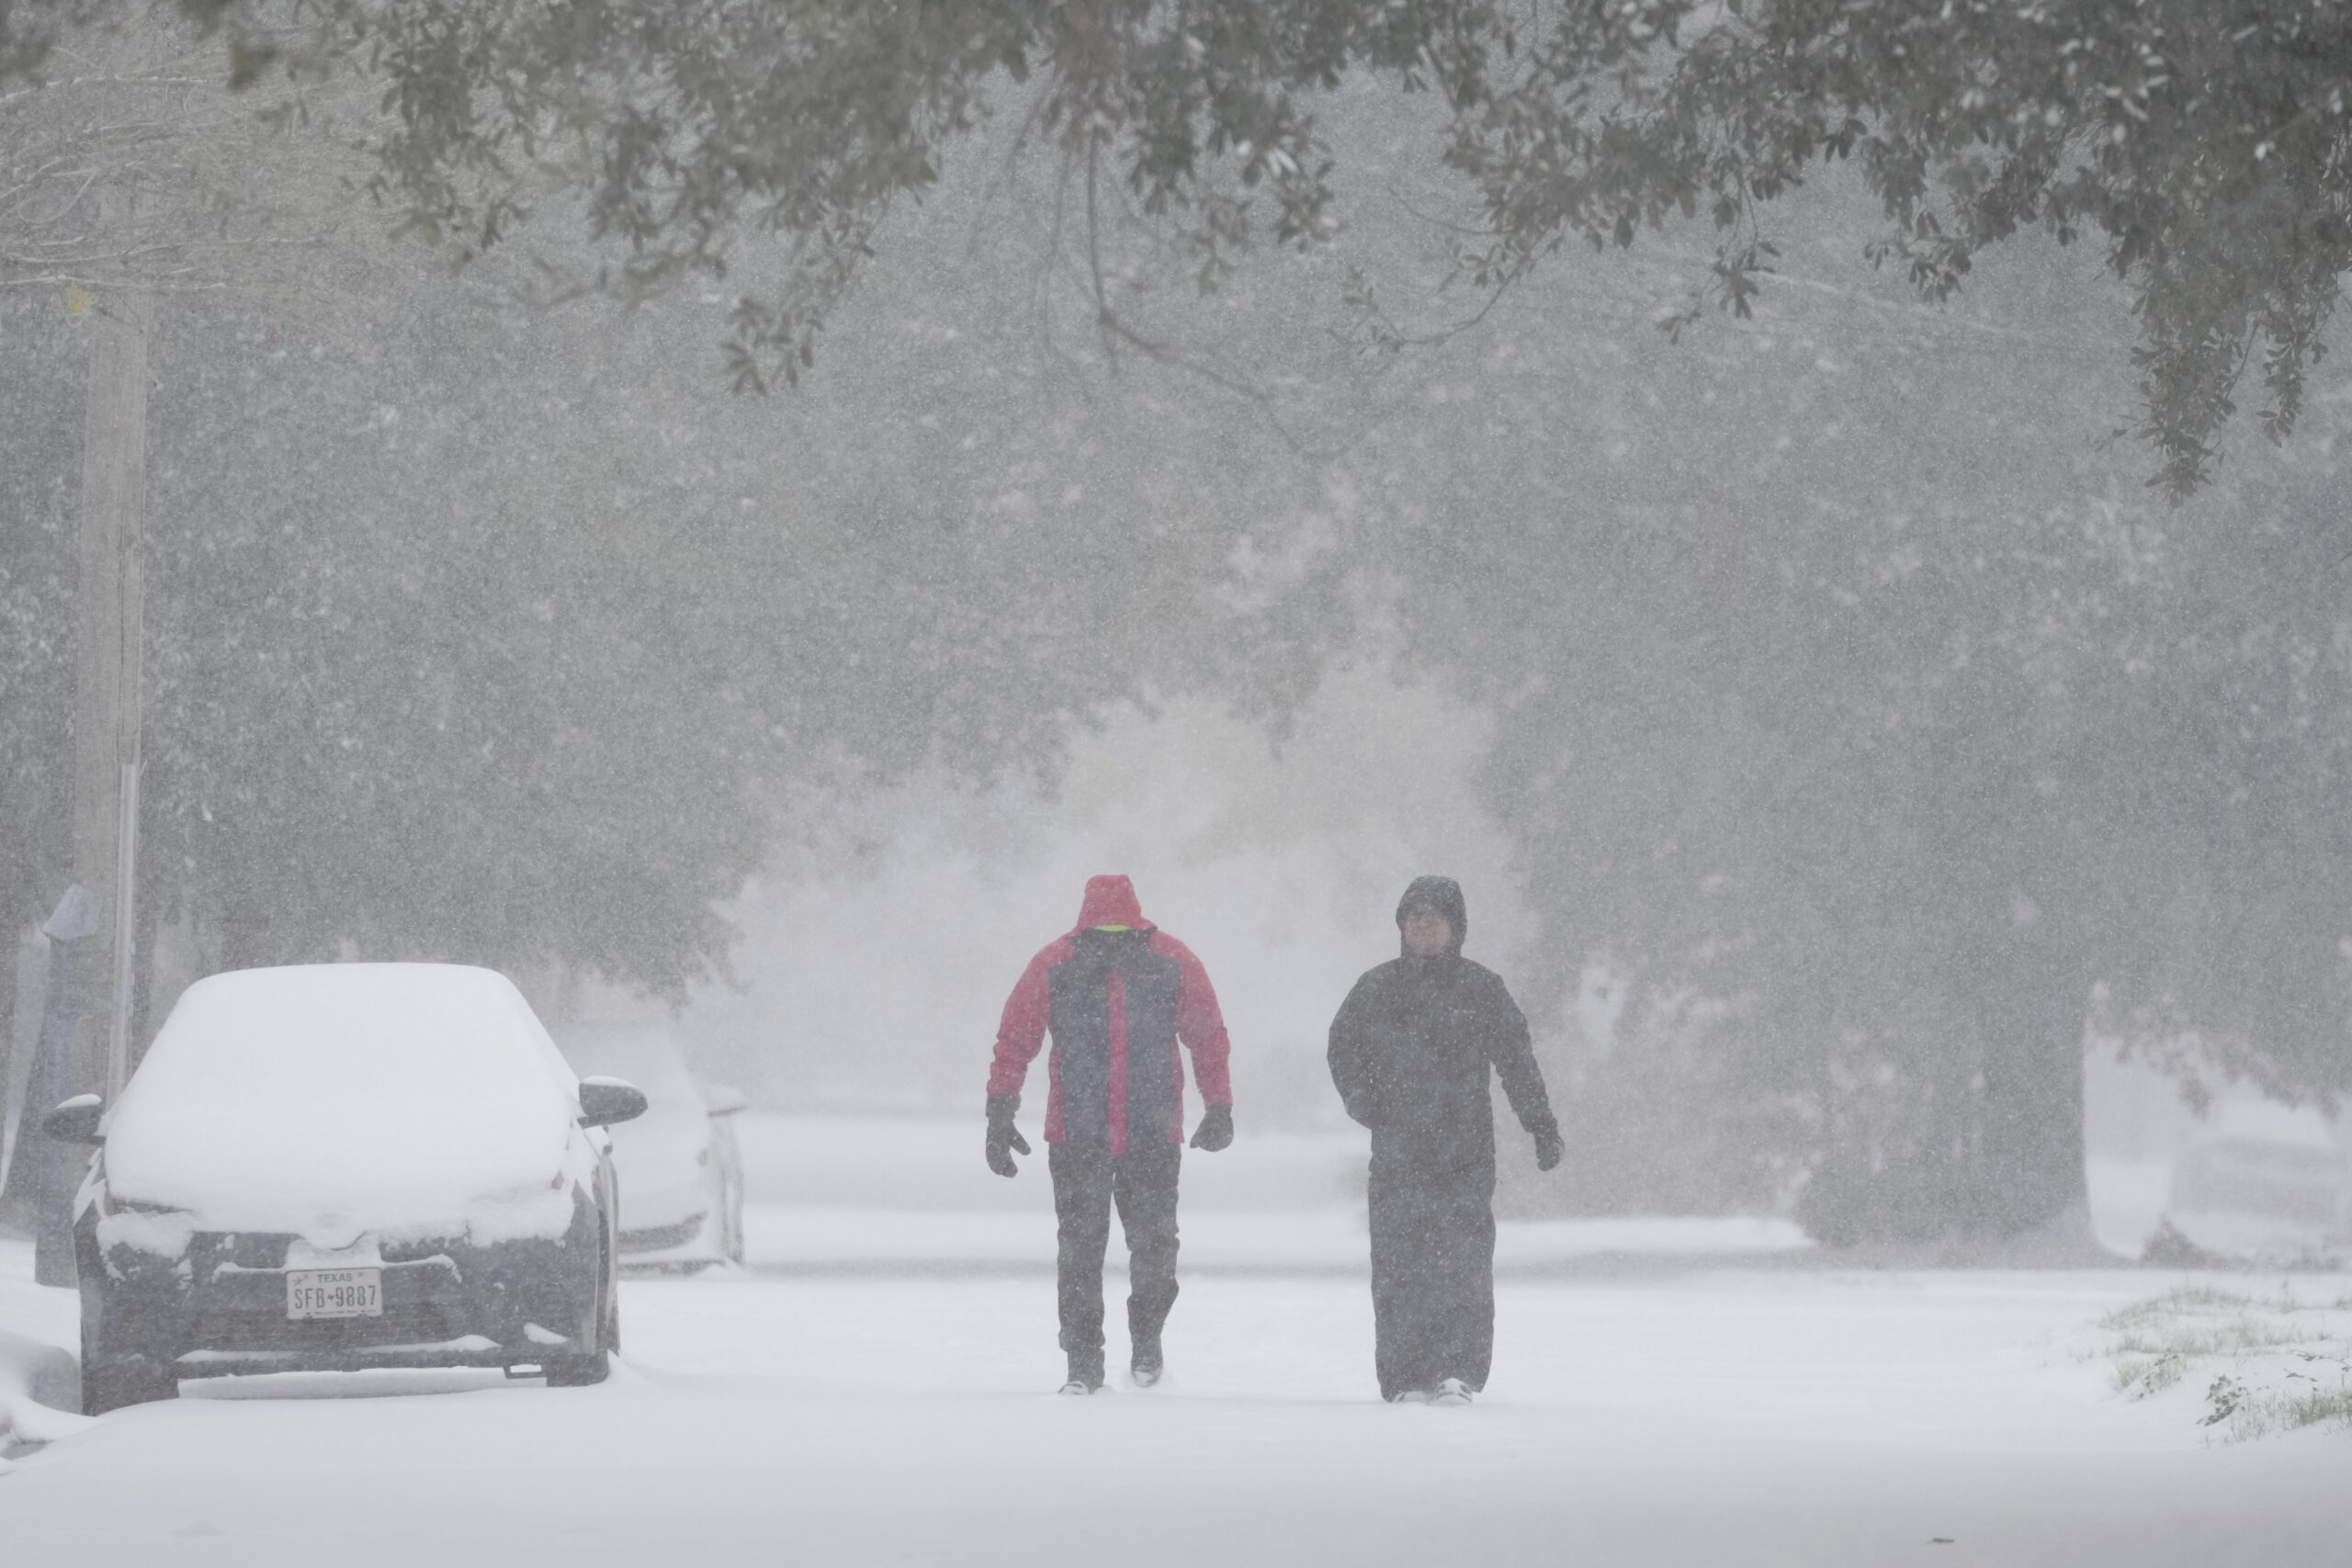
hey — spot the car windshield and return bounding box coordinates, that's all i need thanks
[103,964,577,1235]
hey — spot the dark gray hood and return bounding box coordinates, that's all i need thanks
[1395,874,1467,957]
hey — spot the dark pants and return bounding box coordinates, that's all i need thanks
[1050,1138,1182,1372]
[1367,1160,1496,1399]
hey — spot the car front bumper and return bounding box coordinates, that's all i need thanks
[82,1222,606,1379]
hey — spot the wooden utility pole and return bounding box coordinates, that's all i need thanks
[36,288,151,1286]
[73,286,151,1083]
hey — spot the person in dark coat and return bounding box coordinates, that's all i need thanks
[985,874,1235,1393]
[1327,875,1563,1404]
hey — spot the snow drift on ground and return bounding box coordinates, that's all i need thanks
[0,1327,86,1463]
[3,1251,2349,1565]
[0,1240,87,1467]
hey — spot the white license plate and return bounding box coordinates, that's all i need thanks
[286,1268,382,1320]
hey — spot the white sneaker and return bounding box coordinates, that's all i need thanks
[1387,1388,1433,1404]
[1058,1379,1101,1396]
[1431,1378,1474,1406]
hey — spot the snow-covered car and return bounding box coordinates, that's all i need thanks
[43,963,645,1414]
[557,1022,746,1271]
[2165,1100,2352,1259]
[2173,1136,2346,1224]
[2168,1140,2352,1254]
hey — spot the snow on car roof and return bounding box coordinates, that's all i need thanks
[103,964,580,1236]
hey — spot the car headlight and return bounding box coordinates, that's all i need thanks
[94,1199,200,1269]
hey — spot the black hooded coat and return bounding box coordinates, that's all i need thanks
[1327,877,1557,1178]
[1327,876,1560,1397]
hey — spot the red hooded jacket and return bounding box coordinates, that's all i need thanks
[988,875,1232,1155]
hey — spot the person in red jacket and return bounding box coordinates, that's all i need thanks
[985,874,1234,1393]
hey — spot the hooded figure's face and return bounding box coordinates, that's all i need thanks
[1394,874,1468,959]
[1400,908,1454,957]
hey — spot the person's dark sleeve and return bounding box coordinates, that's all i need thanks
[1326,972,1378,1129]
[1480,971,1558,1139]
[1157,933,1232,1106]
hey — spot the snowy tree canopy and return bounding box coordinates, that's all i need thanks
[0,0,2331,491]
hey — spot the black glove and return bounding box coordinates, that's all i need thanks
[1189,1102,1233,1152]
[985,1093,1031,1178]
[1533,1123,1566,1173]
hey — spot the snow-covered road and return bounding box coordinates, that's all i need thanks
[3,1260,2346,1566]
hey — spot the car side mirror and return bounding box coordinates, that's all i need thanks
[700,1082,749,1117]
[43,1094,105,1145]
[577,1077,648,1128]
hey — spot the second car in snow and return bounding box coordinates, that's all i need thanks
[557,1022,747,1272]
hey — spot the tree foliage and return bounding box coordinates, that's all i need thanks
[8,0,2318,489]
[1449,0,2352,495]
[0,7,382,309]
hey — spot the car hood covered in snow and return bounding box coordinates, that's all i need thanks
[102,964,582,1241]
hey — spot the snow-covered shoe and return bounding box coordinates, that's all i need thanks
[1386,1388,1433,1404]
[1431,1378,1475,1406]
[1060,1351,1104,1394]
[1131,1339,1164,1388]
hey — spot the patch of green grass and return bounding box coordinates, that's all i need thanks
[2280,1383,2352,1432]
[2100,1287,2250,1333]
[2098,1286,2352,1436]
[2112,1318,2312,1396]
[2200,1362,2352,1441]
